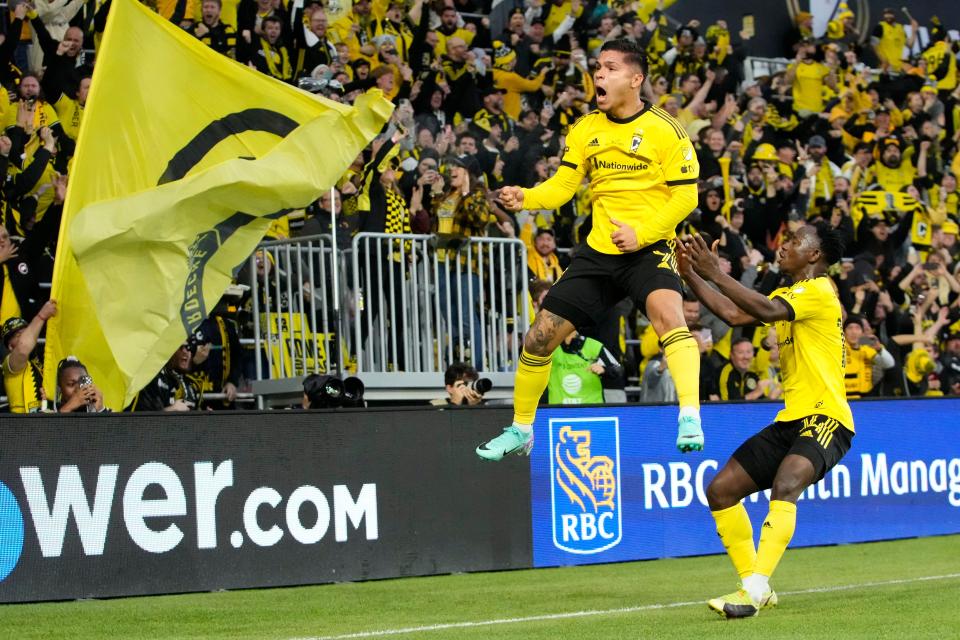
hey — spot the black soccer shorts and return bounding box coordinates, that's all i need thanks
[540,239,682,328]
[732,414,854,491]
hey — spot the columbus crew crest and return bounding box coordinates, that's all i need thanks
[630,130,643,153]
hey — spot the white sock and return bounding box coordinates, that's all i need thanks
[678,405,700,421]
[512,422,533,434]
[742,573,769,603]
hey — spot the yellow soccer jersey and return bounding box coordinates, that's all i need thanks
[922,41,958,91]
[790,61,830,113]
[769,276,855,432]
[844,343,878,397]
[522,105,699,255]
[2,100,59,134]
[3,353,43,414]
[875,22,907,71]
[54,94,84,142]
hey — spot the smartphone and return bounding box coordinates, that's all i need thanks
[857,336,876,347]
[742,14,755,39]
[922,262,939,271]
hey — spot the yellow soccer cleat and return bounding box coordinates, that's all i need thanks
[707,588,759,619]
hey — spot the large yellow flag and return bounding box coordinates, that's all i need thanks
[43,0,393,410]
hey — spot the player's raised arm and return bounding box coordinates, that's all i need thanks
[681,234,789,324]
[499,123,588,212]
[678,239,759,326]
[518,161,585,211]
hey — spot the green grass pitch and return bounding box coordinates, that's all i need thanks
[6,535,958,639]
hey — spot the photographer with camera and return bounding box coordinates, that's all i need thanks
[434,362,491,406]
[56,357,106,413]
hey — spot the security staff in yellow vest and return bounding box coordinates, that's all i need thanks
[842,315,895,398]
[1,300,56,413]
[718,337,768,400]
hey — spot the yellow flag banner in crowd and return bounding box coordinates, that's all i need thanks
[43,0,393,410]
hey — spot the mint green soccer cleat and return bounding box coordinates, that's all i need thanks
[476,426,534,461]
[676,415,704,453]
[707,588,759,619]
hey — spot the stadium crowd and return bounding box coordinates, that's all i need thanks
[1,0,960,411]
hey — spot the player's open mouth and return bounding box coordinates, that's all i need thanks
[596,87,607,99]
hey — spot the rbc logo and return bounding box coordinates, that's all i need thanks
[549,418,622,554]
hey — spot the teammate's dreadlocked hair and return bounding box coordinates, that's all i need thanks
[813,220,845,265]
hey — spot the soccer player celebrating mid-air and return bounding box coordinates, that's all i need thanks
[476,38,703,461]
[678,223,854,619]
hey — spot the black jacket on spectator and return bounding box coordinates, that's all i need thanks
[0,149,61,322]
[128,367,201,411]
[697,148,722,182]
[0,204,60,323]
[0,17,24,87]
[191,313,242,408]
[440,56,484,122]
[235,1,291,63]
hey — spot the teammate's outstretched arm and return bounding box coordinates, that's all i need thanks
[678,251,757,327]
[680,234,790,324]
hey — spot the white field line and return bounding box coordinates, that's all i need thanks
[294,572,960,640]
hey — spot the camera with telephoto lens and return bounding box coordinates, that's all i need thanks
[465,377,492,394]
[303,373,366,408]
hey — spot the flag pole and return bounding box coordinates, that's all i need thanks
[328,186,342,376]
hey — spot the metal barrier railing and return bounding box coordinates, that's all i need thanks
[743,56,791,83]
[248,234,348,391]
[743,56,882,85]
[351,233,530,375]
[245,232,528,405]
